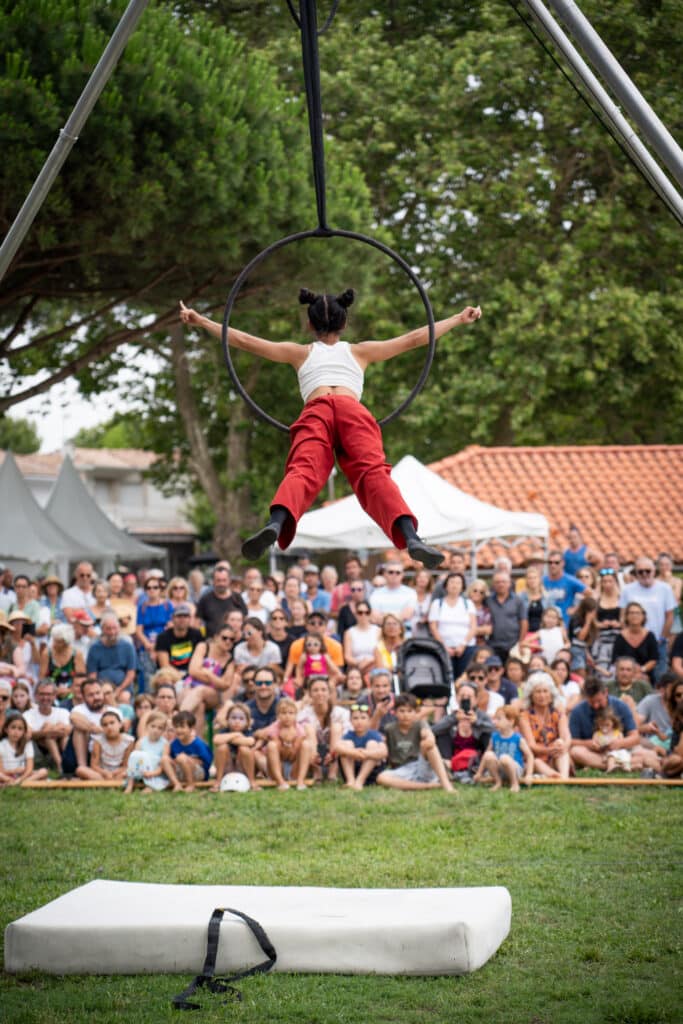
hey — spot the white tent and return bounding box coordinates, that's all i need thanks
[292,455,548,554]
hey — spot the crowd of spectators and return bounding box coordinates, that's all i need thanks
[1,532,682,791]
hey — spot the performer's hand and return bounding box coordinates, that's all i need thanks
[459,305,482,324]
[179,300,202,326]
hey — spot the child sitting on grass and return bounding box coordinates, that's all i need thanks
[593,707,631,773]
[76,708,134,782]
[125,710,182,793]
[265,697,311,791]
[0,713,48,786]
[335,701,387,789]
[376,694,455,792]
[170,710,212,791]
[211,702,258,791]
[474,706,533,792]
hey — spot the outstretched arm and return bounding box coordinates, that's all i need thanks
[354,306,481,366]
[179,301,307,367]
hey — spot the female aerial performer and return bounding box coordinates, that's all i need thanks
[179,290,481,568]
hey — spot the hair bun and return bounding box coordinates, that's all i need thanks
[337,288,355,309]
[299,288,317,306]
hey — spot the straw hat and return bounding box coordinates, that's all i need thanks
[8,609,33,624]
[0,610,10,631]
[42,574,64,592]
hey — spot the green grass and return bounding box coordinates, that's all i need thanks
[1,785,682,1023]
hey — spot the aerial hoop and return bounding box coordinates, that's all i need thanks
[221,227,436,434]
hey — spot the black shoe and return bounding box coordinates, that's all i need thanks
[241,524,279,561]
[407,538,444,570]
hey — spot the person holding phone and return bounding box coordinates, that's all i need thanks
[431,679,494,781]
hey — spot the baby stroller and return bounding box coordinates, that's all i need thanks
[396,636,453,701]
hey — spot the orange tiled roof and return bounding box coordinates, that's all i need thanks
[1,448,157,477]
[429,445,683,567]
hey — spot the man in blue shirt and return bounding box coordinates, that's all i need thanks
[569,677,661,774]
[563,526,589,577]
[543,551,585,627]
[86,611,136,700]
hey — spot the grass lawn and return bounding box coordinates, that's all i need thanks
[1,784,681,1023]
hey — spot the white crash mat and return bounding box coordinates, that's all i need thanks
[4,880,511,975]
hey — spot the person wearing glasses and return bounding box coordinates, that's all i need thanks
[342,601,380,677]
[181,625,236,738]
[542,551,586,628]
[619,557,676,683]
[337,582,372,639]
[369,562,415,635]
[61,563,96,624]
[135,578,174,693]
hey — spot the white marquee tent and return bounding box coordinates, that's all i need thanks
[291,455,548,564]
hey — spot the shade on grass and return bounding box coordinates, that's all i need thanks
[1,785,680,1023]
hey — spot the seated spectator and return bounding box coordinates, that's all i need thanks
[86,612,137,701]
[335,701,387,789]
[155,604,203,676]
[125,710,181,793]
[550,657,582,711]
[374,614,405,677]
[212,702,258,791]
[267,608,294,668]
[76,708,134,781]
[484,655,518,705]
[8,610,38,682]
[376,694,454,792]
[537,607,569,664]
[286,598,310,641]
[65,678,118,775]
[100,681,135,732]
[230,616,282,684]
[431,681,493,778]
[297,675,349,783]
[519,672,571,779]
[474,706,533,791]
[464,662,503,717]
[166,576,197,625]
[428,572,476,680]
[39,623,86,700]
[0,712,48,787]
[569,676,661,774]
[36,575,65,637]
[671,629,683,678]
[342,600,380,677]
[265,697,312,791]
[169,710,212,791]
[107,571,137,638]
[246,667,281,778]
[244,576,271,624]
[131,692,154,738]
[607,656,653,712]
[366,667,396,732]
[22,679,72,774]
[337,666,369,706]
[180,627,234,737]
[90,580,111,629]
[10,680,32,715]
[636,671,678,753]
[592,706,633,773]
[661,678,683,778]
[504,656,527,698]
[611,603,658,684]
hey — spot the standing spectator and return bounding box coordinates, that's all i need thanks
[467,579,492,646]
[36,575,65,637]
[432,550,467,600]
[155,604,203,675]
[243,568,278,615]
[487,571,527,662]
[61,563,96,623]
[569,676,660,774]
[195,564,247,638]
[407,568,433,639]
[337,582,371,639]
[23,679,72,774]
[107,572,137,638]
[343,600,380,678]
[0,611,18,677]
[592,568,622,676]
[611,604,658,683]
[620,557,676,682]
[266,609,294,667]
[90,580,111,629]
[428,572,476,679]
[303,565,331,615]
[518,565,549,632]
[8,610,38,681]
[330,555,371,615]
[9,575,40,628]
[373,614,405,677]
[563,525,590,577]
[243,577,271,624]
[188,569,207,605]
[369,562,415,635]
[86,612,137,701]
[166,577,197,625]
[576,566,598,600]
[656,552,682,641]
[543,552,585,627]
[0,566,15,616]
[135,577,173,691]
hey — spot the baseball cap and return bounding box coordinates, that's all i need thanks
[304,564,320,574]
[485,655,503,668]
[173,602,192,616]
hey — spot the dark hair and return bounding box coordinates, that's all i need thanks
[172,710,196,728]
[1,711,28,755]
[583,675,607,699]
[243,616,266,637]
[395,693,418,710]
[299,288,354,334]
[13,574,30,586]
[444,572,466,593]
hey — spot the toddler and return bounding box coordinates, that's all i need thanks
[474,706,533,792]
[296,636,341,691]
[170,710,212,791]
[0,713,48,786]
[125,710,181,793]
[593,707,631,772]
[212,702,257,791]
[336,702,387,789]
[538,607,568,665]
[265,697,311,791]
[77,709,134,782]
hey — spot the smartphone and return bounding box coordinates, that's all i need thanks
[460,696,471,713]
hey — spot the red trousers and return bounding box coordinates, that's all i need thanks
[271,395,416,551]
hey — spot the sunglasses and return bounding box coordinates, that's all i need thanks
[548,560,562,565]
[636,569,653,576]
[356,609,370,615]
[146,585,160,591]
[0,694,9,702]
[385,570,402,575]
[253,679,273,687]
[219,634,233,641]
[468,674,486,682]
[599,568,616,576]
[350,586,365,592]
[350,703,369,712]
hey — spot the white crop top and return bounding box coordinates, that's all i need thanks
[297,341,365,403]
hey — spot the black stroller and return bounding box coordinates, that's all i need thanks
[396,636,453,701]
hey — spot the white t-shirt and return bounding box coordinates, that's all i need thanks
[0,737,34,771]
[370,586,415,631]
[232,641,282,668]
[297,703,350,737]
[24,705,71,733]
[346,624,381,661]
[70,702,118,751]
[61,586,96,612]
[428,596,474,648]
[619,581,676,640]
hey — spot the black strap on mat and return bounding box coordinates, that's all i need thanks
[172,907,277,1011]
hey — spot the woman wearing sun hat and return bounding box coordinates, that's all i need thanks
[8,609,38,682]
[37,575,65,637]
[0,611,19,678]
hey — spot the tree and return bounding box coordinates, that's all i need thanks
[0,414,40,453]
